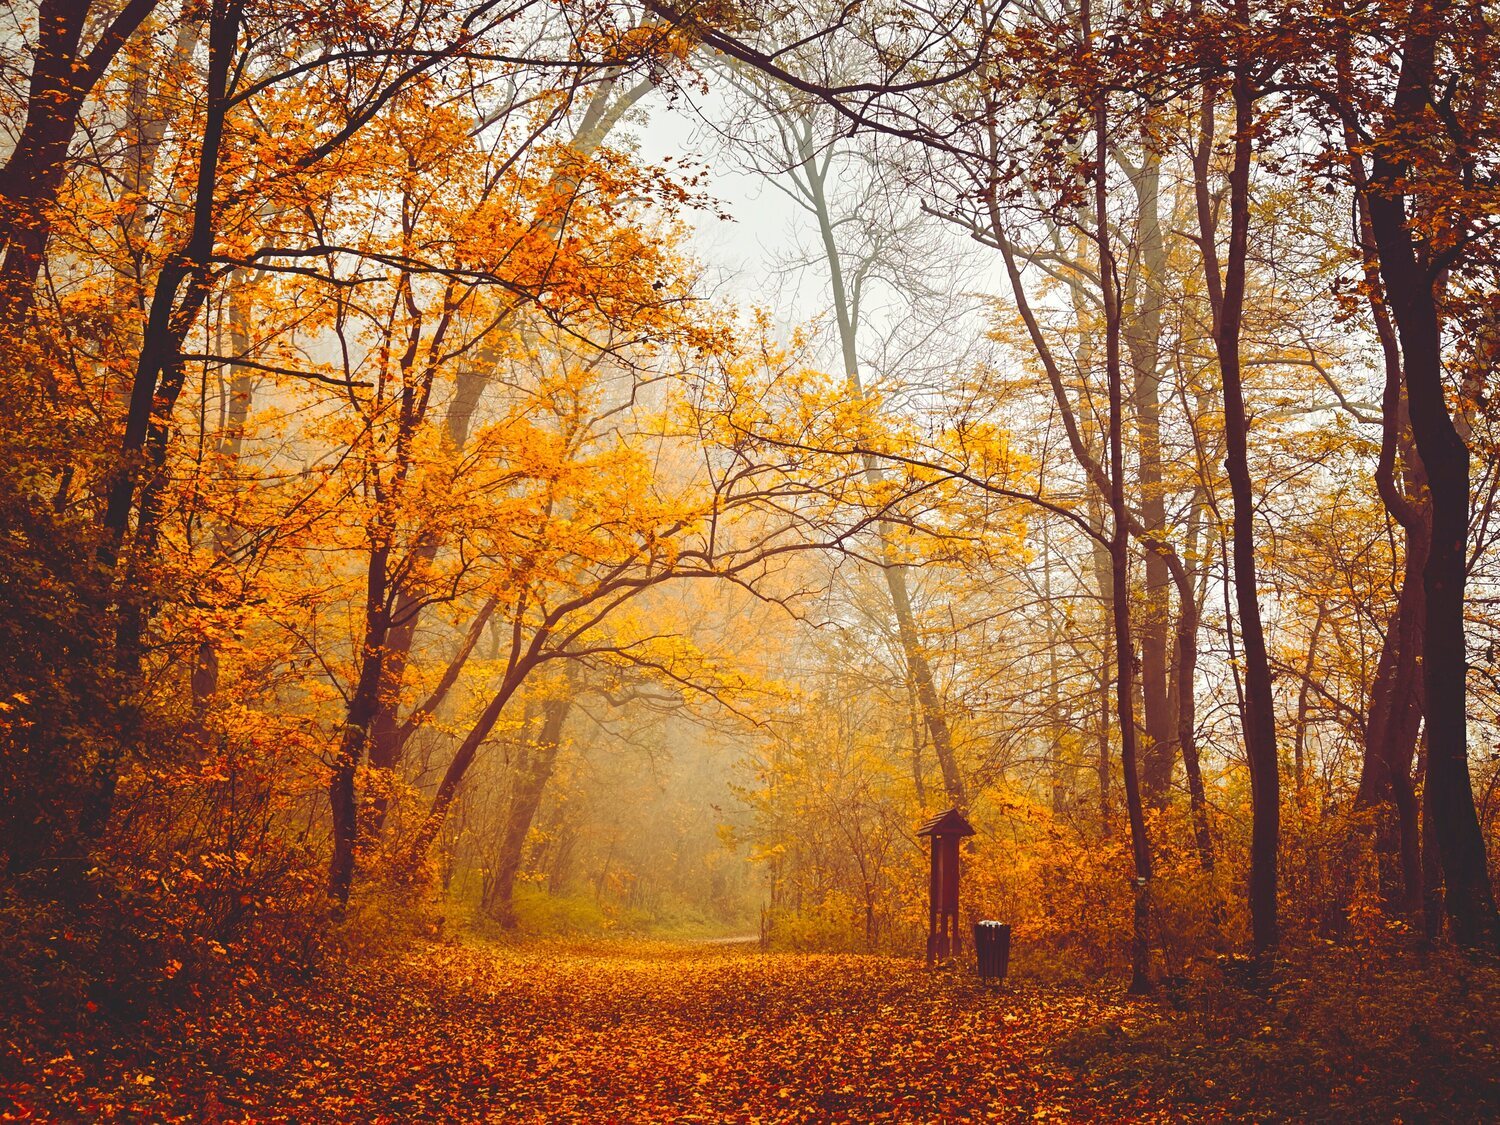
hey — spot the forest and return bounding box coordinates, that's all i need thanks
[1,0,1498,1118]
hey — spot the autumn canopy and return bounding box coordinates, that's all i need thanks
[1,0,1498,1117]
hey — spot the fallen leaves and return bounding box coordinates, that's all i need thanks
[9,939,1496,1122]
[2,941,1178,1122]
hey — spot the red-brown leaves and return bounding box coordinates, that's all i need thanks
[3,941,1174,1122]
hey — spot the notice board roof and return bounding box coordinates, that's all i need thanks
[917,808,975,838]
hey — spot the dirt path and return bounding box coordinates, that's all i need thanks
[25,940,1189,1122]
[689,934,761,946]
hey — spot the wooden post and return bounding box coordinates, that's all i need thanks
[918,808,975,965]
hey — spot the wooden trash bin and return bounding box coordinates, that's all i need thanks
[973,920,1011,981]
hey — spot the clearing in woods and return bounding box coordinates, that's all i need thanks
[10,938,1498,1122]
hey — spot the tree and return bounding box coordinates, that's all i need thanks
[0,0,161,324]
[1190,0,1281,957]
[1352,0,1498,950]
[722,81,975,809]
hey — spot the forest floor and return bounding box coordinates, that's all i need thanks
[4,936,1498,1122]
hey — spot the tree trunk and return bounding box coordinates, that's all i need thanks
[1292,602,1327,797]
[1085,16,1153,994]
[405,653,539,870]
[484,696,572,926]
[1420,761,1445,941]
[0,0,159,324]
[1337,40,1430,924]
[192,267,256,712]
[1195,37,1280,957]
[77,0,239,840]
[1356,518,1427,918]
[1089,498,1115,833]
[1170,571,1214,871]
[799,131,967,808]
[882,564,965,806]
[1122,140,1175,810]
[100,0,238,562]
[328,548,392,902]
[1362,0,1500,950]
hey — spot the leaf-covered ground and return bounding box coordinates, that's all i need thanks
[5,939,1498,1122]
